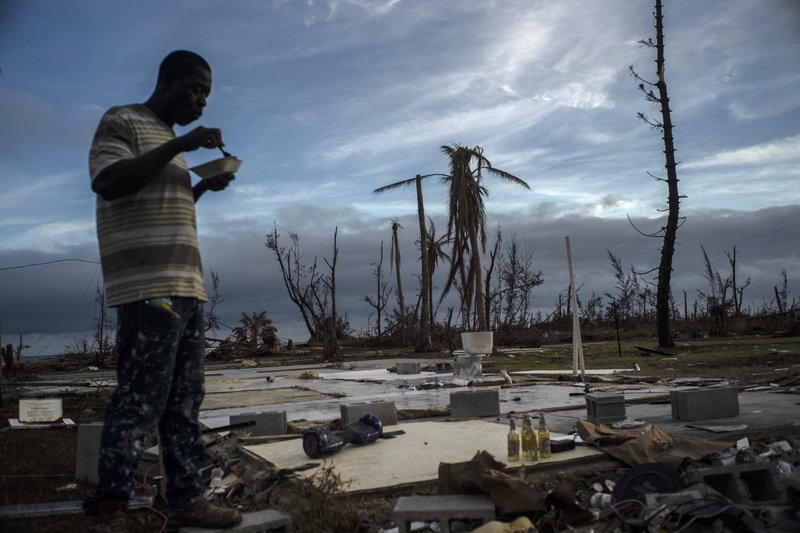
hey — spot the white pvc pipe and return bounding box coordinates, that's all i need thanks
[565,236,586,379]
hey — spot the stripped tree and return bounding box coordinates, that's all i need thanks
[629,0,685,347]
[364,241,390,337]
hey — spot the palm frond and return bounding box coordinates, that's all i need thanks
[373,173,447,195]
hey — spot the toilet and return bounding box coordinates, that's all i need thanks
[456,331,493,380]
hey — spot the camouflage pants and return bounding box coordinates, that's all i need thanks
[84,297,206,513]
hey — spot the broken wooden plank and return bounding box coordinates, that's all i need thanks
[634,345,676,357]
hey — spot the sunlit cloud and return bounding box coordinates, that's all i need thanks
[683,135,800,169]
[3,172,77,203]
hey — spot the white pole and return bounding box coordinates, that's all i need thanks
[565,236,585,379]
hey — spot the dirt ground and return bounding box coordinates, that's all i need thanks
[1,335,798,532]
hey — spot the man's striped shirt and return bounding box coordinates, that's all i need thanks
[90,103,208,307]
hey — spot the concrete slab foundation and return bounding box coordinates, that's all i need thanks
[671,387,739,421]
[242,420,600,493]
[230,412,287,436]
[393,494,495,533]
[340,400,398,426]
[450,389,500,418]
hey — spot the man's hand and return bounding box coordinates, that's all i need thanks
[174,126,223,152]
[205,172,235,191]
[193,172,235,202]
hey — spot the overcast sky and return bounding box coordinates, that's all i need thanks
[1,0,798,356]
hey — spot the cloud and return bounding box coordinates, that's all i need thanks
[22,219,96,242]
[683,135,800,169]
[7,203,798,356]
[2,172,76,203]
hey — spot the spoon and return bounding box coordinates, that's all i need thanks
[218,145,234,159]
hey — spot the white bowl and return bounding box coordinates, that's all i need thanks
[189,156,242,179]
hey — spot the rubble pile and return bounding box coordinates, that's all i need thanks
[584,435,800,533]
[406,433,800,533]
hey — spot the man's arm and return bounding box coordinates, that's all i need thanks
[93,126,223,201]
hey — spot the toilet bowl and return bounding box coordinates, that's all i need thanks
[456,331,493,380]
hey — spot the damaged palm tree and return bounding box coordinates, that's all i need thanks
[629,0,685,348]
[232,311,277,353]
[439,144,529,332]
[374,175,440,352]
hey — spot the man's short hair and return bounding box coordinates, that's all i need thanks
[157,50,211,82]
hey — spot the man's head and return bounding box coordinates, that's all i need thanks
[150,50,212,127]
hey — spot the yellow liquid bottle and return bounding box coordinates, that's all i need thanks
[538,412,551,459]
[507,418,520,461]
[521,415,539,461]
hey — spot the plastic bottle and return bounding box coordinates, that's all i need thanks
[521,415,539,461]
[590,492,613,509]
[538,412,551,458]
[507,417,520,461]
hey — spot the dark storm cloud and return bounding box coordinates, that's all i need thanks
[2,204,797,354]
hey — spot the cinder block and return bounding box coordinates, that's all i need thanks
[585,393,626,425]
[340,401,398,427]
[691,462,782,503]
[670,387,739,421]
[450,389,500,418]
[397,362,421,375]
[180,508,294,532]
[76,422,104,483]
[230,412,287,436]
[394,495,495,533]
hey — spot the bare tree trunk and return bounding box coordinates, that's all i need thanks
[94,288,107,366]
[391,220,406,345]
[729,247,739,315]
[326,227,339,329]
[322,316,339,360]
[652,0,680,348]
[364,242,389,337]
[725,246,750,316]
[469,220,488,331]
[484,231,502,330]
[415,176,434,351]
[683,290,688,320]
[323,227,340,359]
